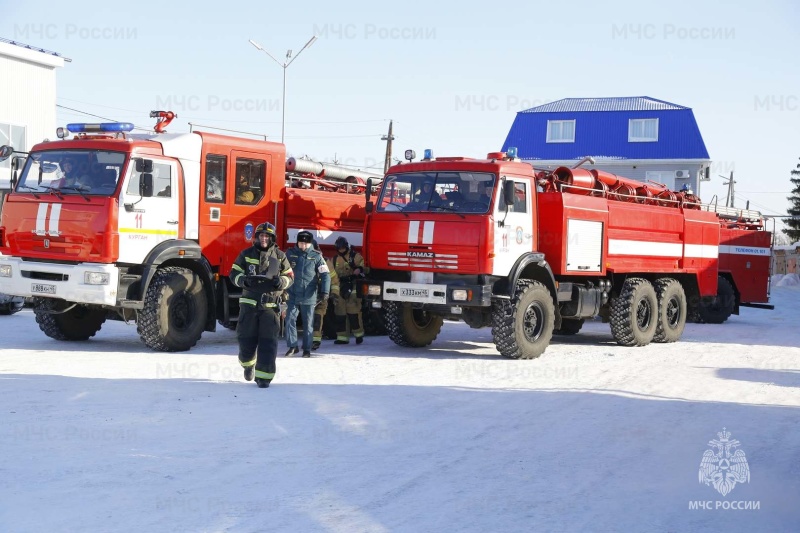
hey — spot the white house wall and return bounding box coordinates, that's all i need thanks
[0,42,64,187]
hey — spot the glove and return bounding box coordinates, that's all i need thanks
[272,276,283,289]
[317,293,329,304]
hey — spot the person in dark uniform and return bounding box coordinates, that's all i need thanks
[332,236,368,345]
[311,239,339,350]
[284,230,330,358]
[230,222,293,388]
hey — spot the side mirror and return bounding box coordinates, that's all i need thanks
[503,179,515,206]
[0,145,13,162]
[10,156,25,189]
[140,173,154,197]
[135,158,154,173]
[365,178,374,213]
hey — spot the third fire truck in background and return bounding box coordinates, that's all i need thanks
[360,148,772,359]
[0,112,379,350]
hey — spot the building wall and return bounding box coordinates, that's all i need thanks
[0,42,63,188]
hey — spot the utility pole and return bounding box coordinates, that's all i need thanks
[381,120,394,174]
[723,171,736,207]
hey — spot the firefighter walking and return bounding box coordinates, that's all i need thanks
[311,240,339,351]
[332,236,367,345]
[230,222,293,388]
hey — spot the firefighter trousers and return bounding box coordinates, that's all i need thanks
[333,293,364,341]
[312,297,329,343]
[237,304,280,383]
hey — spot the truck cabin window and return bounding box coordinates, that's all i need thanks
[16,150,127,196]
[377,172,496,213]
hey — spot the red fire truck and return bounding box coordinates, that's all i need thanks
[0,112,377,350]
[360,148,772,359]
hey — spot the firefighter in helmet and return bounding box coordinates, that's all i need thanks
[331,236,367,344]
[311,239,339,350]
[229,222,293,388]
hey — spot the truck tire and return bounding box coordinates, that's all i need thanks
[492,280,555,359]
[138,267,207,351]
[610,277,657,347]
[554,318,584,335]
[0,298,24,315]
[33,297,106,341]
[384,301,443,347]
[697,276,735,324]
[653,278,687,343]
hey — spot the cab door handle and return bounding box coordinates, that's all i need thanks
[167,220,178,225]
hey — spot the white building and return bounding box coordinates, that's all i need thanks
[0,38,68,186]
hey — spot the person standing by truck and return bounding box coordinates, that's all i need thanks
[284,230,330,357]
[311,239,339,350]
[332,236,367,345]
[230,222,293,388]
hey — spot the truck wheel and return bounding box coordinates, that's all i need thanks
[554,318,584,335]
[138,267,207,351]
[610,278,657,347]
[697,276,735,324]
[33,297,106,341]
[384,301,443,347]
[653,278,687,343]
[0,298,24,315]
[492,280,554,359]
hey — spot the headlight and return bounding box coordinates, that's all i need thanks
[452,289,470,301]
[367,284,382,296]
[84,272,110,285]
[0,265,11,277]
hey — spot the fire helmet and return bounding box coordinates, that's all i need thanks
[254,222,276,240]
[335,236,349,250]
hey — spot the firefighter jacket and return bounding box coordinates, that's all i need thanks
[285,245,331,305]
[230,243,293,309]
[333,248,367,299]
[325,257,340,298]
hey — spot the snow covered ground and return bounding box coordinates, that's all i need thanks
[2,278,799,533]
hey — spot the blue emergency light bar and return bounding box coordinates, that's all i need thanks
[506,146,518,159]
[66,122,135,133]
[423,149,433,160]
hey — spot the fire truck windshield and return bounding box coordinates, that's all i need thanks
[376,172,496,214]
[16,150,127,196]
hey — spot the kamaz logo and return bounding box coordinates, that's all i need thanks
[406,251,434,258]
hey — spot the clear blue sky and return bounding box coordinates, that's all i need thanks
[3,0,799,235]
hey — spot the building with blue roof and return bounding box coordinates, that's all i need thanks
[502,96,711,194]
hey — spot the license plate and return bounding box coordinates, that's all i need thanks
[31,283,56,295]
[401,288,429,298]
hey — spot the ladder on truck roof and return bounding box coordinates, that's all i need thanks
[699,203,764,222]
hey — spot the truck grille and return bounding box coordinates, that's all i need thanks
[387,251,459,270]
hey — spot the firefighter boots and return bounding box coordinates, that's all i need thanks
[243,367,255,382]
[256,378,270,389]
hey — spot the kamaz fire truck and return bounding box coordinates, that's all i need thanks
[0,112,378,351]
[360,148,772,359]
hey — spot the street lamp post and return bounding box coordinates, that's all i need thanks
[249,36,317,144]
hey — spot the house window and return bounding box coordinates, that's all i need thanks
[546,120,575,143]
[629,118,659,142]
[0,122,26,176]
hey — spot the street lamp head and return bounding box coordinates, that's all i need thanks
[248,39,263,51]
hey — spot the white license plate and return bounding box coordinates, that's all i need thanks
[401,288,429,298]
[31,283,56,295]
